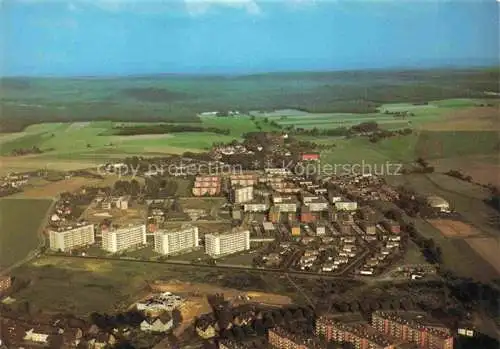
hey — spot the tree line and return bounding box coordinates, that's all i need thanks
[111,124,231,136]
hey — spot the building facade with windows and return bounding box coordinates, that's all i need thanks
[154,226,199,255]
[0,275,11,293]
[49,223,95,252]
[205,230,250,257]
[102,224,147,253]
[372,311,454,349]
[231,186,254,204]
[315,317,399,349]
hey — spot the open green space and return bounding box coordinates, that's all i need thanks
[0,198,53,268]
[9,255,293,315]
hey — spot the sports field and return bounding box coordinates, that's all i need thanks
[427,219,482,238]
[0,198,53,268]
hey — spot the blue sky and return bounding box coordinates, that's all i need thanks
[1,0,498,76]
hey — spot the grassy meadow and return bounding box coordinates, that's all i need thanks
[0,198,53,268]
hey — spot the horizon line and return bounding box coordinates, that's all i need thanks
[1,63,498,80]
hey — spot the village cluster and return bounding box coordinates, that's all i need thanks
[25,151,453,282]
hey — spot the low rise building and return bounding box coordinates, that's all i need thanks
[102,224,146,253]
[426,196,450,213]
[205,229,250,257]
[154,226,199,255]
[382,220,401,234]
[49,223,95,252]
[300,206,316,223]
[136,292,183,314]
[140,314,173,333]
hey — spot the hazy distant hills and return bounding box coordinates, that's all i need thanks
[1,68,498,132]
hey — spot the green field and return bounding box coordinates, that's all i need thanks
[0,95,498,176]
[0,198,53,268]
[10,256,294,315]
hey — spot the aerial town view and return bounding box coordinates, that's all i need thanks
[0,0,499,348]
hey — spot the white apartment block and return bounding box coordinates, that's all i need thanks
[102,224,147,253]
[232,186,254,204]
[274,202,297,212]
[205,230,250,258]
[49,224,95,252]
[243,203,269,212]
[154,226,199,255]
[306,201,329,212]
[334,201,358,211]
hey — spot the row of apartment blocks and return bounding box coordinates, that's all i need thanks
[153,227,250,258]
[266,311,453,349]
[48,223,250,259]
[49,223,147,253]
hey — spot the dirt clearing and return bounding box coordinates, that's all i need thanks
[427,219,483,238]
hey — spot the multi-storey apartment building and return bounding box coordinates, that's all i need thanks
[372,311,454,349]
[268,327,323,349]
[305,199,329,212]
[230,174,257,187]
[244,202,269,212]
[231,185,254,204]
[0,275,12,293]
[154,226,199,255]
[192,176,221,196]
[274,201,298,213]
[205,229,250,258]
[102,224,147,253]
[49,223,95,252]
[316,316,399,349]
[334,201,358,211]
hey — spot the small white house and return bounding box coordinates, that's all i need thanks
[24,329,49,344]
[140,317,174,333]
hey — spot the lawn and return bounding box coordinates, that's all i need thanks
[0,198,53,268]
